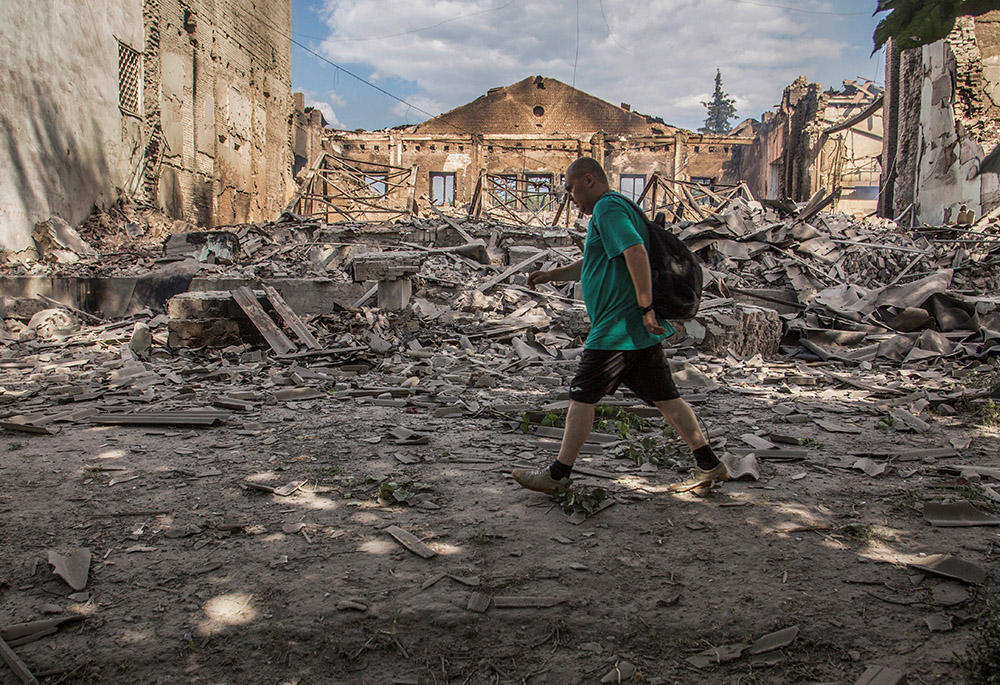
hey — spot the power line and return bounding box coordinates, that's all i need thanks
[292,39,439,121]
[599,0,632,52]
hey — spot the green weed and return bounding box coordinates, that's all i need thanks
[615,436,683,468]
[549,482,607,515]
[953,586,1000,684]
[375,477,433,505]
[976,399,1000,427]
[840,522,888,544]
[595,404,651,439]
[7,441,23,451]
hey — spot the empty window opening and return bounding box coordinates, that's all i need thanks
[430,172,456,206]
[619,174,646,208]
[526,174,553,211]
[118,41,142,116]
[494,174,518,208]
[533,106,545,117]
[365,174,388,197]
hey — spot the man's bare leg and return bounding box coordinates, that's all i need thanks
[653,398,707,450]
[555,400,596,467]
[512,400,595,493]
[655,397,729,492]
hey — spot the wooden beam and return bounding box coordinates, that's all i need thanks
[0,635,37,685]
[231,287,297,355]
[477,249,550,293]
[262,285,321,350]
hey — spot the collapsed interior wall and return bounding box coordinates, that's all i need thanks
[0,0,294,253]
[731,77,883,214]
[882,13,1000,225]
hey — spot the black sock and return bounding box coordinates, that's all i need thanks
[548,460,573,480]
[693,444,720,470]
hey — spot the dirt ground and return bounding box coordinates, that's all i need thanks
[1,338,999,685]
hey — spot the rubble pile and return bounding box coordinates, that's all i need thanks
[4,192,1000,372]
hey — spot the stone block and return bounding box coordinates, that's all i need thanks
[352,252,422,282]
[377,278,412,310]
[167,319,243,349]
[699,304,781,358]
[167,291,244,320]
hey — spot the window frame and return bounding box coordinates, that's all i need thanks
[525,173,553,212]
[117,40,143,117]
[619,174,647,209]
[429,172,456,207]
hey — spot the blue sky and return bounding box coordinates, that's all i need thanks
[291,0,885,132]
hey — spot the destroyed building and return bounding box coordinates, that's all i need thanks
[0,0,295,253]
[880,11,1000,225]
[733,78,884,216]
[290,76,751,224]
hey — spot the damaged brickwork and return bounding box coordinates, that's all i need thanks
[881,12,1000,225]
[731,77,883,215]
[293,76,750,222]
[0,0,294,253]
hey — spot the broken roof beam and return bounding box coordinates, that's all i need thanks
[477,249,550,293]
[262,285,321,350]
[231,286,297,355]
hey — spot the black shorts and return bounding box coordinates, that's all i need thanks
[568,344,681,405]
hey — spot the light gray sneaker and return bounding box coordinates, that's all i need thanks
[668,462,730,495]
[512,466,567,494]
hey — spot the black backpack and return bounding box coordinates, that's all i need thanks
[619,195,703,320]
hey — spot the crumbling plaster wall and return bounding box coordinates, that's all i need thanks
[732,77,827,202]
[151,0,294,227]
[909,14,1000,225]
[0,1,144,251]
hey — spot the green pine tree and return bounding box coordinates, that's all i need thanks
[699,68,738,135]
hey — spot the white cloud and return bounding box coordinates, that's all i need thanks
[314,0,877,131]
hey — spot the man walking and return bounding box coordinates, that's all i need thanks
[511,157,727,496]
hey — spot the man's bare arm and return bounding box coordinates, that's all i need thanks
[526,259,583,288]
[622,244,666,336]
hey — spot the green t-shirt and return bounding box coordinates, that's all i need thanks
[581,192,676,350]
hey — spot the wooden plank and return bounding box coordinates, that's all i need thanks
[428,204,476,243]
[261,285,321,350]
[231,287,296,355]
[477,249,550,293]
[0,635,38,685]
[385,525,437,559]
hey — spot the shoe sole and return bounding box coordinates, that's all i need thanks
[671,475,730,495]
[512,473,559,494]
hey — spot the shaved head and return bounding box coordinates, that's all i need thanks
[564,156,610,215]
[566,157,608,185]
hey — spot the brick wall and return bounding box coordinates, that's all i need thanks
[152,0,293,227]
